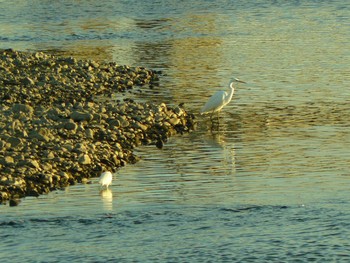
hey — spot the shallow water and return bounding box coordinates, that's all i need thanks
[1,0,350,262]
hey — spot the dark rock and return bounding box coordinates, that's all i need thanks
[12,103,34,115]
[7,137,22,148]
[9,199,20,206]
[78,154,91,165]
[71,111,93,122]
[22,77,35,86]
[64,121,78,131]
[0,156,15,166]
[28,130,50,142]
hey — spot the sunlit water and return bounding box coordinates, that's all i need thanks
[1,0,350,262]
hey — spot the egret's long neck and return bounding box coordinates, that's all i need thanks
[224,82,235,104]
[229,82,235,92]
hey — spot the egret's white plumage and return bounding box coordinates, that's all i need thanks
[99,171,113,188]
[200,78,246,115]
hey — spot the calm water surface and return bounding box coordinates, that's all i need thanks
[1,0,350,262]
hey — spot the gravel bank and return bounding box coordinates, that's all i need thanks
[0,49,195,205]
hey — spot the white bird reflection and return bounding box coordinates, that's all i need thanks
[201,130,236,174]
[100,188,113,211]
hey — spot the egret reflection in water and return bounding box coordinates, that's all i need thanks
[100,188,113,211]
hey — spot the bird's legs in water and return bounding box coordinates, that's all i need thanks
[209,111,220,122]
[210,112,220,130]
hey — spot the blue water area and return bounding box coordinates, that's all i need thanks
[2,200,350,262]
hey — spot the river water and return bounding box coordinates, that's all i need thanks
[1,0,350,262]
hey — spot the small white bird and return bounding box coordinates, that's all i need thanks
[200,78,246,116]
[99,171,113,189]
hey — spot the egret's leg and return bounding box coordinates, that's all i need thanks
[209,112,215,130]
[211,111,219,126]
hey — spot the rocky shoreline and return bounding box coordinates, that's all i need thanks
[0,49,195,205]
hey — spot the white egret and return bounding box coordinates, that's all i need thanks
[200,78,246,117]
[99,171,113,189]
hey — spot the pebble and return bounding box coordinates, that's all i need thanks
[70,111,93,122]
[64,121,78,131]
[0,49,196,204]
[78,154,91,165]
